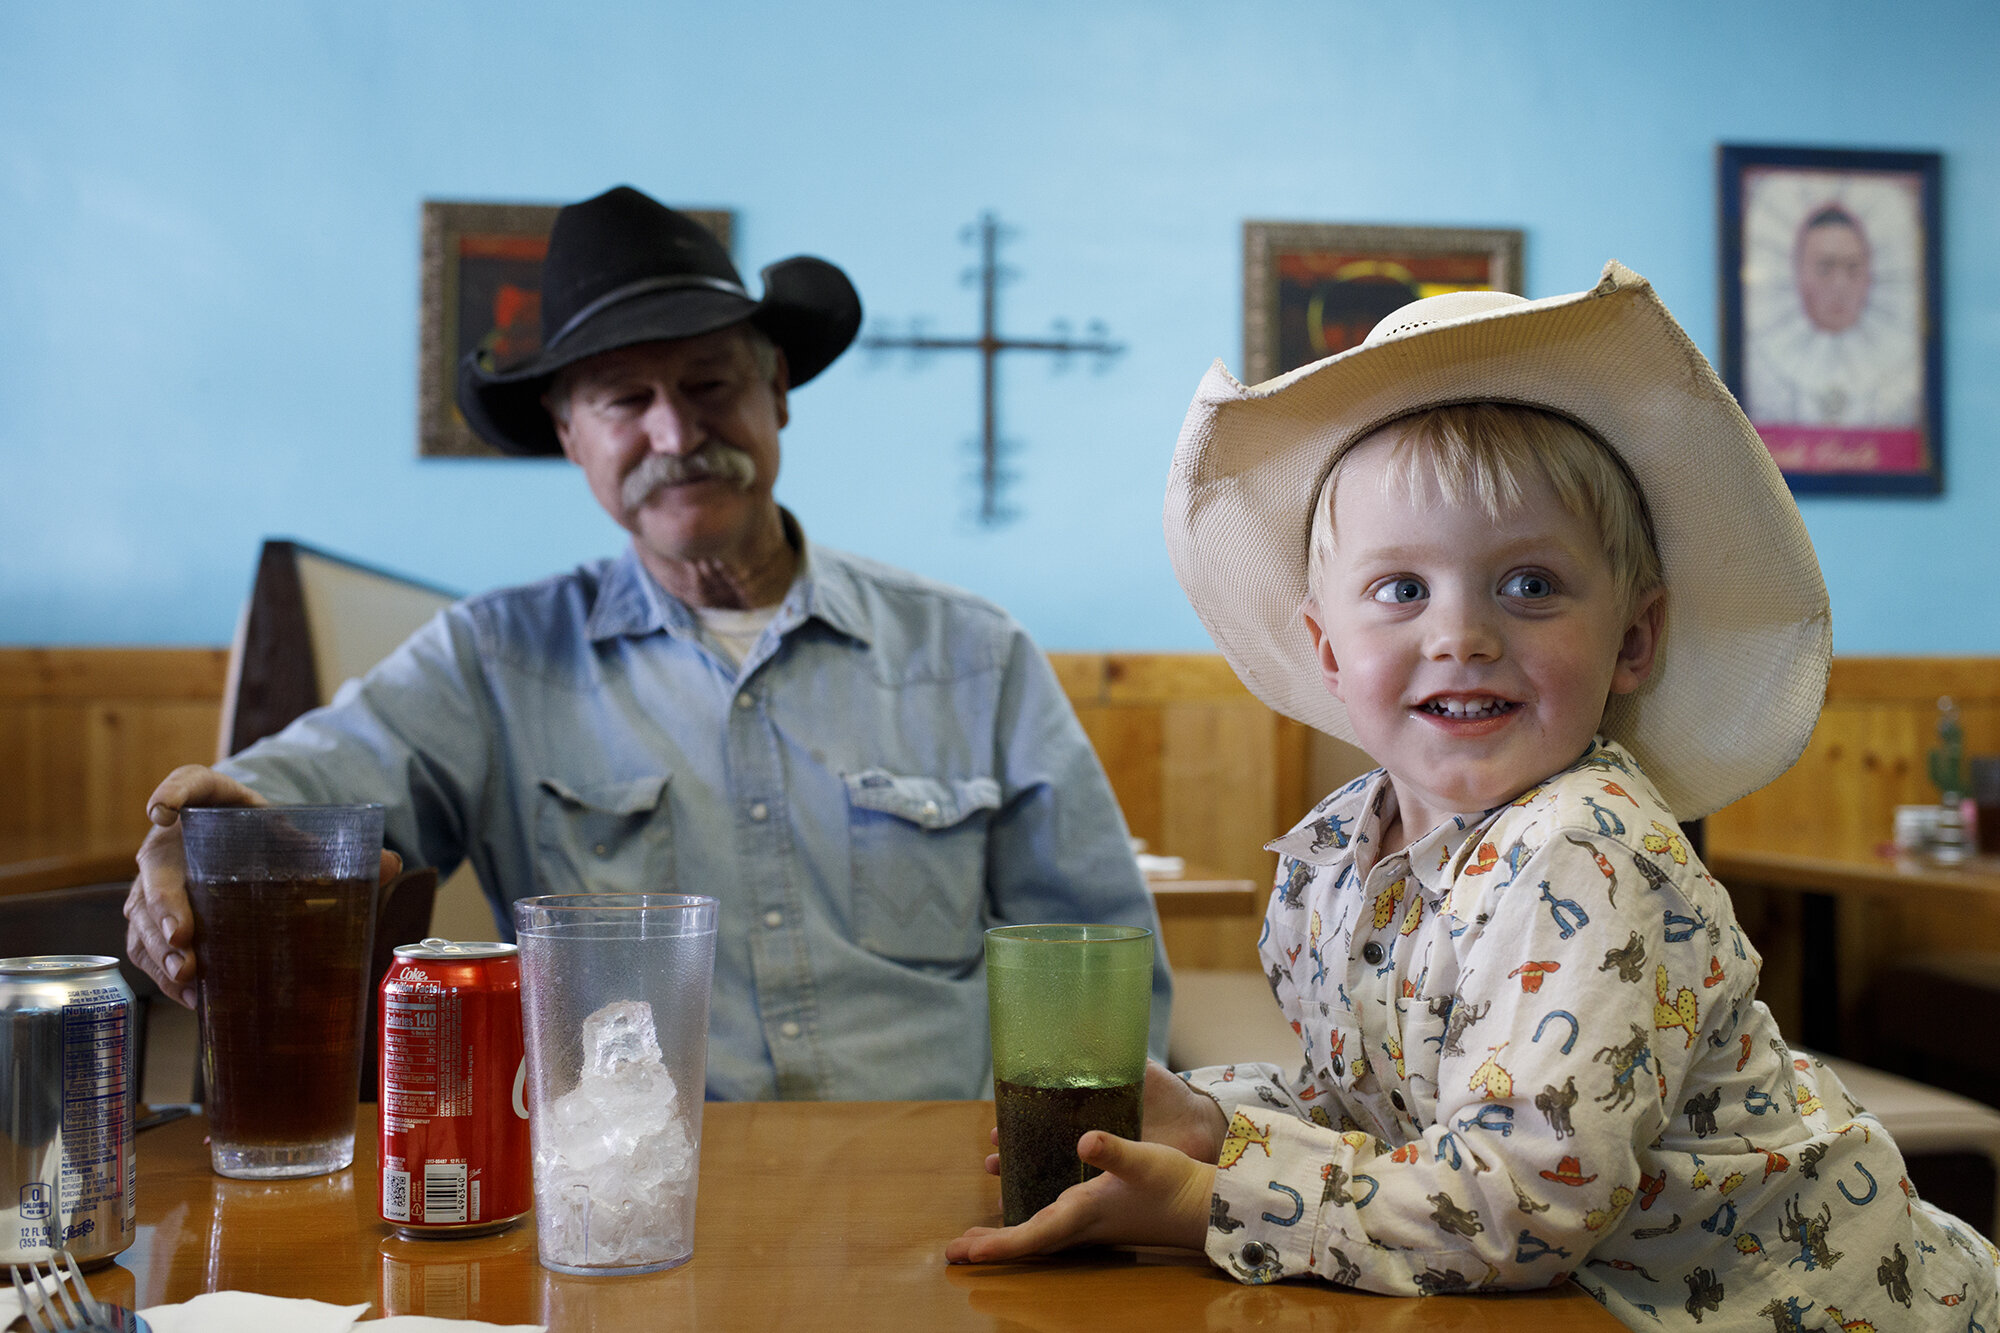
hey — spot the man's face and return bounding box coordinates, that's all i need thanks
[1795,219,1871,334]
[550,328,789,566]
[1303,434,1660,849]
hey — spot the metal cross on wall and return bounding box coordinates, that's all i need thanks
[860,212,1124,525]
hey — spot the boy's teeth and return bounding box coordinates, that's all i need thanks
[1427,698,1507,718]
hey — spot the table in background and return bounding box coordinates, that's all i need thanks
[1708,847,2000,1052]
[1145,863,1263,971]
[0,830,135,898]
[101,1101,1619,1331]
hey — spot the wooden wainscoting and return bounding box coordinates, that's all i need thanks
[1,647,1361,970]
[1708,658,2000,861]
[0,648,229,873]
[1050,653,1374,970]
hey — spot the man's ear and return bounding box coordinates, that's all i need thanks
[1610,587,1667,696]
[543,389,581,464]
[1301,601,1343,700]
[769,347,791,430]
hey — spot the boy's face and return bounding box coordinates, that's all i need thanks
[1303,433,1664,852]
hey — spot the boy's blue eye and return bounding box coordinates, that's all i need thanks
[1502,572,1555,599]
[1373,578,1427,604]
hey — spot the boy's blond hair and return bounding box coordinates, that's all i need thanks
[1307,403,1664,611]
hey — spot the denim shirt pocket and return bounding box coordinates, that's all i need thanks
[841,769,1002,966]
[534,773,675,898]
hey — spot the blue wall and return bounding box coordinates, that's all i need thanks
[4,1,1996,652]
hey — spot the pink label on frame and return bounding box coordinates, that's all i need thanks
[1754,424,1926,475]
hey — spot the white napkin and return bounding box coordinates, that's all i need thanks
[372,1312,548,1320]
[138,1293,371,1333]
[136,1291,546,1332]
[0,1268,60,1328]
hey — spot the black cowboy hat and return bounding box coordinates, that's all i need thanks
[456,185,863,456]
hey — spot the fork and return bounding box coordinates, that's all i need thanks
[7,1251,148,1333]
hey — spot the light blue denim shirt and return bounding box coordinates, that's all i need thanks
[218,531,1171,1100]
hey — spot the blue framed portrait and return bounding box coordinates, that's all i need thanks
[1718,144,1944,496]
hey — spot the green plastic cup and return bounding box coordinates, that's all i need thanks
[985,923,1153,1226]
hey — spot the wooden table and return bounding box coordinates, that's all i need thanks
[101,1101,1619,1330]
[1708,846,2000,1052]
[1145,863,1263,971]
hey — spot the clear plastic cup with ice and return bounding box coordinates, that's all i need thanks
[513,894,718,1275]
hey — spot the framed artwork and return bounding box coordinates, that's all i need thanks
[1241,222,1524,383]
[1718,144,1943,495]
[418,199,734,458]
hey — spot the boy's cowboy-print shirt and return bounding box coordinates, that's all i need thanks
[1187,738,1999,1330]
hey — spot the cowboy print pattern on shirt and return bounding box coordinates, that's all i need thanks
[1189,738,2000,1330]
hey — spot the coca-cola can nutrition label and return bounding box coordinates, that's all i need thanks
[0,955,136,1267]
[379,939,531,1239]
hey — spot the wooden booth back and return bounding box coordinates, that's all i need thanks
[9,646,1986,980]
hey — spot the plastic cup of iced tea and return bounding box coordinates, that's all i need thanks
[181,803,384,1178]
[985,923,1153,1226]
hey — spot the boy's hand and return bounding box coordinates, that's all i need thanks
[946,1132,1215,1263]
[1141,1062,1230,1163]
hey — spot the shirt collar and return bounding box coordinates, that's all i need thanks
[585,511,873,649]
[1265,768,1501,903]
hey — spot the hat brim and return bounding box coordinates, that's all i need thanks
[1163,262,1831,821]
[457,255,862,457]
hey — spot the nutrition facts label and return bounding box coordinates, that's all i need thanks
[60,991,131,1222]
[384,988,471,1129]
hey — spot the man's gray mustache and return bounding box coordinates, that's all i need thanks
[621,443,758,511]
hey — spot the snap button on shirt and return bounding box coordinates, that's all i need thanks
[750,802,769,821]
[735,692,754,710]
[763,910,784,929]
[780,1021,802,1039]
[1361,941,1384,965]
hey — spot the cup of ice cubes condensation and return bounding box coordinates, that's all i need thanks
[514,893,719,1275]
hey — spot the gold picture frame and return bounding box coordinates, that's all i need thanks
[418,199,734,457]
[1241,221,1524,384]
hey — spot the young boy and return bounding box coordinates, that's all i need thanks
[948,264,2000,1329]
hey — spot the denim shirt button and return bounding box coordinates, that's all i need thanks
[750,802,769,822]
[780,1021,802,1039]
[735,692,754,710]
[593,843,609,858]
[764,910,784,929]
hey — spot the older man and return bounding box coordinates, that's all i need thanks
[124,185,1169,1100]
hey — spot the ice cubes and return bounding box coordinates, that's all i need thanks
[534,999,695,1268]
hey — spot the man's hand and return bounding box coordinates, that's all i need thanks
[121,766,400,1008]
[124,766,265,1008]
[946,1131,1215,1263]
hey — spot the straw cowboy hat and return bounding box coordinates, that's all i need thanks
[1163,262,1831,821]
[458,185,863,456]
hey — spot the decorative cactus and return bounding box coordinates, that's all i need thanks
[1930,694,1965,801]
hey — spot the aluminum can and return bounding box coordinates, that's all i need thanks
[379,939,530,1238]
[0,956,136,1266]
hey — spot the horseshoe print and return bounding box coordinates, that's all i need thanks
[1533,1009,1580,1055]
[1837,1161,1878,1206]
[1262,1182,1306,1226]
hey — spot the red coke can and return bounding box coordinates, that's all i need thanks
[379,939,530,1239]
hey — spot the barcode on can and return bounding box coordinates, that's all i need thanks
[423,1162,468,1224]
[383,1168,411,1222]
